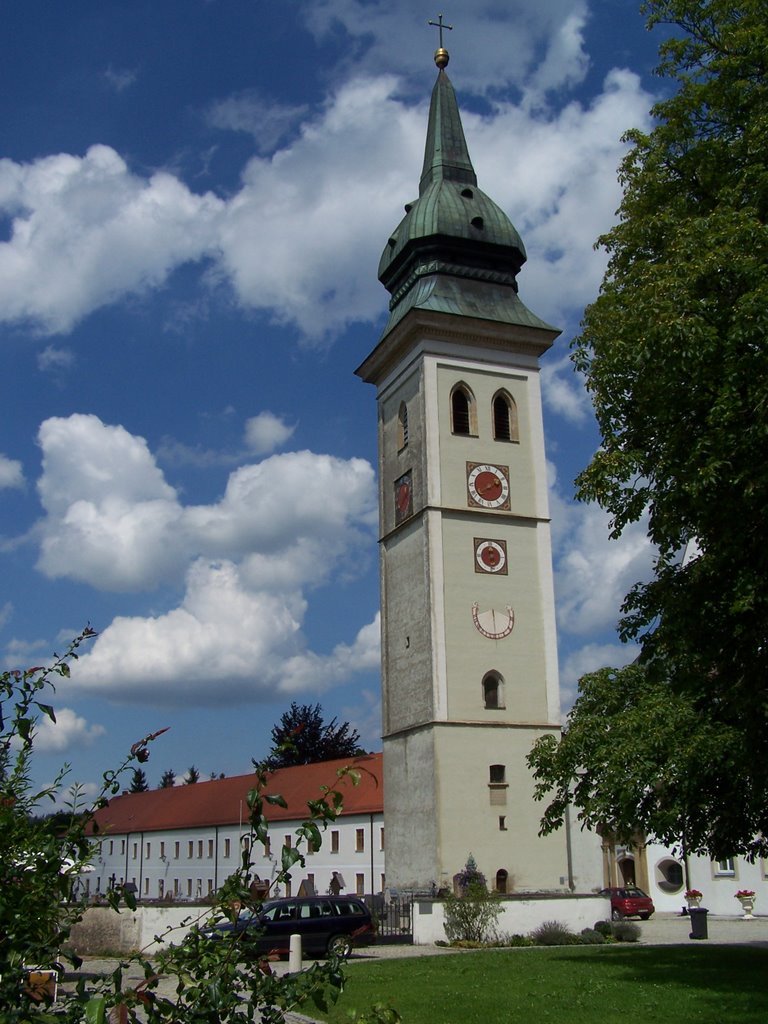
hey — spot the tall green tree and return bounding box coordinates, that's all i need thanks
[183,765,200,784]
[565,0,768,856]
[528,664,747,857]
[265,702,365,768]
[129,768,149,793]
[158,769,176,789]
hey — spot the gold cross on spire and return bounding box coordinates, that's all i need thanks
[428,13,453,49]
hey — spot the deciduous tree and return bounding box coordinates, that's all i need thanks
[566,0,768,855]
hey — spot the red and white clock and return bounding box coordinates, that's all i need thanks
[466,462,510,510]
[474,539,508,575]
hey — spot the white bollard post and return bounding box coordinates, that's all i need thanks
[288,933,302,973]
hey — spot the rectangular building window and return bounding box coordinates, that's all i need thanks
[188,841,194,859]
[198,840,203,858]
[499,816,507,831]
[356,873,365,895]
[121,840,126,855]
[714,858,736,876]
[158,879,164,899]
[380,827,385,851]
[284,835,292,849]
[187,879,192,898]
[264,837,271,856]
[160,842,165,859]
[355,828,365,852]
[381,873,386,892]
[132,843,138,860]
[208,839,214,858]
[307,839,318,854]
[174,841,180,859]
[144,878,149,896]
[331,830,339,854]
[224,838,231,858]
[207,879,214,894]
[109,840,114,856]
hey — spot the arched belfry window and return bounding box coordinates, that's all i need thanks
[492,390,518,442]
[451,383,476,436]
[397,401,409,451]
[483,671,505,710]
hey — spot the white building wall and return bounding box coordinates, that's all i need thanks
[644,841,768,915]
[85,812,385,903]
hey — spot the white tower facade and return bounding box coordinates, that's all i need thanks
[357,54,571,894]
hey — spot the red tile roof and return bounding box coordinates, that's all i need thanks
[91,754,383,835]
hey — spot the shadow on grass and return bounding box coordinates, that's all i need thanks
[550,944,768,1022]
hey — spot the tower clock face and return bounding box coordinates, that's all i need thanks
[394,471,413,525]
[467,462,510,510]
[474,539,508,574]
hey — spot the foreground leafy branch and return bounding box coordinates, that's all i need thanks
[0,631,372,1022]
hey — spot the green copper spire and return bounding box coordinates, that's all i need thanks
[419,67,477,193]
[376,51,555,341]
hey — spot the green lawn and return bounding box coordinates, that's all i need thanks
[312,945,768,1024]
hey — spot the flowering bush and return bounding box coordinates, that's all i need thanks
[736,889,756,898]
[685,889,702,899]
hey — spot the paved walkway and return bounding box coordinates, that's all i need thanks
[67,913,768,1020]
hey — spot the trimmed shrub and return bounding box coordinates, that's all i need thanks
[593,920,612,937]
[504,933,535,947]
[580,928,606,944]
[530,920,578,946]
[611,920,641,943]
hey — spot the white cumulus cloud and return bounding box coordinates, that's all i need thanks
[244,412,296,454]
[0,454,24,489]
[34,707,106,754]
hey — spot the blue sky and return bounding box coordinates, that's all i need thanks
[1,0,663,797]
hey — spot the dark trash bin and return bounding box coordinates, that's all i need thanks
[689,907,708,940]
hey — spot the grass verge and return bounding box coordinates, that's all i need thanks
[315,945,768,1024]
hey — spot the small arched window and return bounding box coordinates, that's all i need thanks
[451,383,476,435]
[495,868,509,892]
[483,671,505,709]
[492,390,518,442]
[397,401,409,450]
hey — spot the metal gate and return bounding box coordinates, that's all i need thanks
[368,895,413,944]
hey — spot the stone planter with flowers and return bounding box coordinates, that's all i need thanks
[735,889,756,919]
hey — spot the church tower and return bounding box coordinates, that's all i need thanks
[356,43,569,893]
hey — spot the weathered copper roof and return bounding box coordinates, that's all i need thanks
[375,65,556,343]
[90,753,383,835]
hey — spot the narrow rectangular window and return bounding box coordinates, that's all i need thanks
[160,842,165,859]
[355,828,365,852]
[499,816,507,831]
[381,874,386,892]
[174,878,180,896]
[331,830,339,854]
[146,842,151,859]
[198,840,203,858]
[187,879,192,897]
[121,840,126,855]
[356,873,365,895]
[158,879,164,898]
[174,841,180,859]
[224,838,231,858]
[188,841,194,858]
[144,878,149,896]
[109,840,114,856]
[132,843,138,860]
[264,837,271,856]
[307,838,318,854]
[380,827,385,851]
[208,839,214,858]
[284,834,292,849]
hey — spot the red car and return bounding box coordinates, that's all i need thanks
[599,886,655,921]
